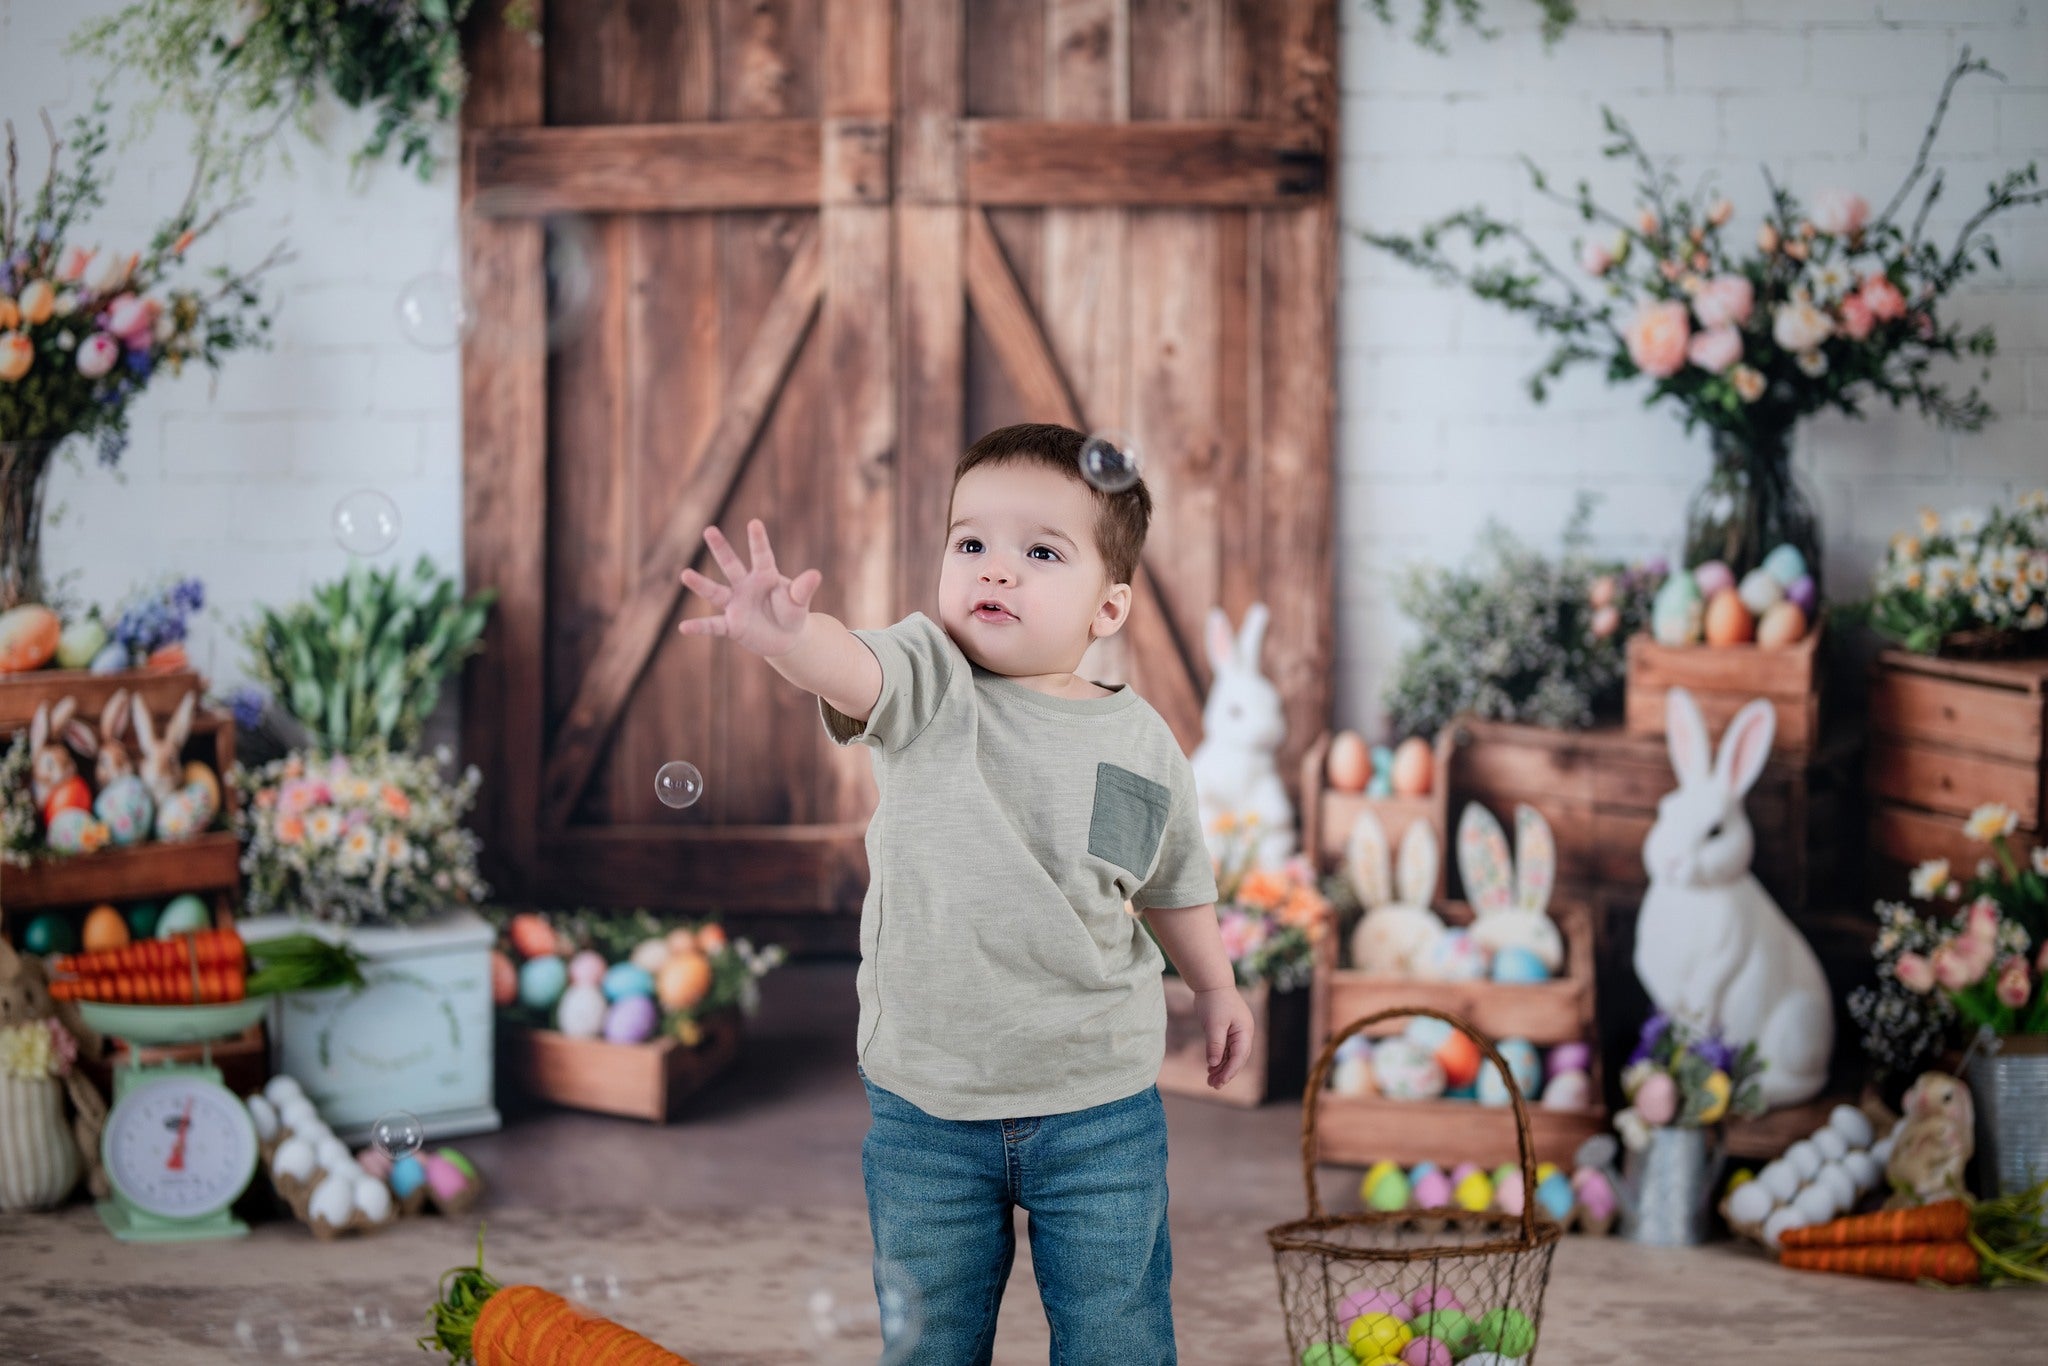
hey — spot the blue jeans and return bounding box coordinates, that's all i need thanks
[859,1066,1176,1366]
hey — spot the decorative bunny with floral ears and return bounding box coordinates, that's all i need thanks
[1190,602,1297,871]
[1345,808,1447,977]
[1457,800,1565,973]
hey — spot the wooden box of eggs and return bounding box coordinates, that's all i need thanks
[1625,620,1824,757]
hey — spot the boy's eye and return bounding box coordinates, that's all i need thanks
[956,537,982,553]
[1028,546,1059,562]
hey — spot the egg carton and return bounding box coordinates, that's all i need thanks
[258,1128,407,1241]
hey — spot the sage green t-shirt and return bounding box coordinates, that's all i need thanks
[818,611,1219,1120]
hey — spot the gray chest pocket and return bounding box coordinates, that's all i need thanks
[1088,762,1171,877]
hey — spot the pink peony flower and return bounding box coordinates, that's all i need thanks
[60,245,97,282]
[104,293,159,350]
[1996,957,2032,1010]
[1838,294,1875,341]
[1637,207,1660,235]
[1687,324,1743,373]
[1708,199,1734,226]
[1772,298,1834,353]
[0,332,31,383]
[1692,276,1754,329]
[1580,240,1614,276]
[1964,896,2001,945]
[1811,189,1870,237]
[1860,275,1906,322]
[1730,365,1766,402]
[1625,300,1692,379]
[75,333,119,378]
[1894,951,1935,994]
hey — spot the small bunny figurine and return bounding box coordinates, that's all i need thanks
[95,688,136,790]
[0,938,109,1211]
[1345,809,1447,976]
[1190,602,1297,871]
[132,689,196,806]
[1635,688,1832,1108]
[1884,1070,1974,1208]
[1457,801,1564,972]
[27,697,91,810]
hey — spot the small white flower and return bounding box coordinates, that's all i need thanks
[54,329,75,350]
[1967,804,2020,842]
[1948,509,1986,537]
[1909,858,1950,899]
[1797,349,1829,377]
[1805,261,1852,297]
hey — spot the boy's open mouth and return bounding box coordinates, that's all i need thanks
[973,600,1017,622]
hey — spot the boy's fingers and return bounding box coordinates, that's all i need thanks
[679,567,729,604]
[748,518,778,576]
[703,524,747,580]
[677,615,726,637]
[788,568,821,607]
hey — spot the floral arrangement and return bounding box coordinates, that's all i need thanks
[1855,491,2048,655]
[72,0,541,184]
[1360,51,2042,442]
[234,746,487,926]
[1383,496,1664,736]
[1613,1012,1765,1151]
[0,732,37,868]
[1158,812,1332,993]
[0,1017,77,1082]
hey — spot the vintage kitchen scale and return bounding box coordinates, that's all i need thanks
[80,998,267,1243]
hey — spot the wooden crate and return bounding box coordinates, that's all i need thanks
[1299,734,1606,1167]
[1867,650,2048,897]
[497,1010,743,1122]
[1625,623,1823,756]
[0,666,207,733]
[1159,976,1307,1108]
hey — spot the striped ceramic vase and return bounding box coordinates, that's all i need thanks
[0,1072,82,1212]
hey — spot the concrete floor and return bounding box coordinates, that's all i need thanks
[5,960,2043,1363]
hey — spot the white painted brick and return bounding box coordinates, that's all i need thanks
[1343,95,1457,157]
[1449,94,1607,156]
[1334,410,1447,477]
[1960,414,2048,478]
[1577,0,1751,25]
[291,415,427,482]
[1341,283,1460,351]
[1723,94,1867,157]
[1878,1,2031,25]
[1738,1,1883,28]
[1998,92,2048,151]
[1809,30,1956,95]
[1675,31,1806,92]
[1501,31,1674,95]
[1868,89,1998,156]
[367,347,461,415]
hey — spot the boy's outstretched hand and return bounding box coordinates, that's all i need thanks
[1193,985,1256,1089]
[678,518,823,658]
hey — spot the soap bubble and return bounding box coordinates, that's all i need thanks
[370,1109,424,1161]
[803,1257,923,1365]
[334,489,401,556]
[396,270,476,351]
[350,1302,396,1336]
[543,215,603,352]
[655,761,704,809]
[1079,429,1142,493]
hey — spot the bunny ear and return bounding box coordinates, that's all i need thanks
[1395,819,1439,907]
[1713,698,1776,799]
[1237,602,1270,671]
[101,690,131,738]
[130,694,157,752]
[50,697,75,731]
[1513,804,1555,913]
[1206,606,1236,673]
[63,719,98,758]
[1344,808,1393,908]
[166,691,196,748]
[1457,803,1515,914]
[30,702,48,752]
[1665,687,1711,787]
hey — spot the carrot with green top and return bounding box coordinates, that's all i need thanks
[1779,1199,1971,1249]
[53,927,242,978]
[423,1226,699,1366]
[1780,1240,1980,1284]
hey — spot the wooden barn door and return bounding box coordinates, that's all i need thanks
[459,0,1336,947]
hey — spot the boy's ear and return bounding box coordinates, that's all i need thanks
[1091,583,1134,639]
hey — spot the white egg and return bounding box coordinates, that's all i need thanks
[555,983,609,1039]
[263,1074,305,1107]
[308,1173,355,1227]
[1812,1127,1849,1162]
[629,938,670,974]
[1828,1104,1874,1149]
[1762,1205,1810,1250]
[1814,1164,1857,1214]
[1870,1134,1896,1167]
[1791,1183,1836,1225]
[1784,1139,1822,1181]
[271,1137,316,1182]
[279,1097,321,1134]
[1727,1179,1776,1225]
[315,1137,353,1172]
[246,1095,279,1142]
[1757,1161,1801,1202]
[1842,1151,1882,1192]
[352,1176,393,1222]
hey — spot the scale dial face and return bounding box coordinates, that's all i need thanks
[103,1074,258,1220]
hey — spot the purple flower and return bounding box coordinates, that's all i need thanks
[1693,1032,1735,1074]
[227,686,270,731]
[1628,1011,1671,1066]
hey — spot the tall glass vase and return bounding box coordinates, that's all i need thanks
[0,440,62,613]
[1682,427,1824,601]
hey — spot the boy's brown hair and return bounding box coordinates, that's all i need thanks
[951,423,1153,588]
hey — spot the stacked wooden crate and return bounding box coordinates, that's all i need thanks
[1626,624,1825,759]
[1867,651,2048,896]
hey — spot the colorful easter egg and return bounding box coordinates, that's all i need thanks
[1346,1314,1411,1361]
[1756,599,1807,648]
[567,949,608,989]
[42,775,92,826]
[1328,731,1370,793]
[1572,1167,1618,1222]
[1391,737,1434,797]
[1433,1031,1482,1089]
[93,774,154,846]
[1691,560,1736,598]
[1404,1287,1462,1320]
[490,950,519,1007]
[602,962,657,1003]
[1332,1056,1375,1097]
[1366,773,1394,798]
[1336,1288,1404,1323]
[182,761,222,813]
[1737,567,1784,615]
[1476,1039,1542,1107]
[1634,1070,1679,1125]
[356,1146,394,1181]
[1475,1307,1536,1357]
[56,616,107,670]
[0,604,59,672]
[1366,1168,1411,1213]
[390,1155,427,1199]
[657,950,713,1010]
[1545,1043,1590,1077]
[1494,1169,1526,1216]
[1361,1160,1403,1203]
[1786,573,1818,615]
[124,901,160,939]
[518,954,568,1010]
[556,983,608,1038]
[1489,945,1549,983]
[1449,1163,1481,1187]
[508,913,557,959]
[1762,544,1808,586]
[1421,929,1487,982]
[1704,587,1754,645]
[1453,1171,1494,1212]
[82,904,129,953]
[1535,1171,1576,1221]
[22,913,76,956]
[1408,1312,1475,1357]
[1370,1038,1445,1100]
[1651,574,1703,646]
[1411,1171,1454,1209]
[158,893,211,935]
[90,641,129,674]
[1299,1345,1359,1366]
[421,1152,470,1204]
[1540,1071,1592,1110]
[436,1148,478,1182]
[45,807,103,853]
[1402,1337,1453,1366]
[603,994,660,1045]
[629,937,671,975]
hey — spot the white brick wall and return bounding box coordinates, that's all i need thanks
[6,1,2045,751]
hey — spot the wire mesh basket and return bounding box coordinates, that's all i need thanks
[1267,1006,1563,1364]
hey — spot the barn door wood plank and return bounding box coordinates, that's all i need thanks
[540,224,826,827]
[963,119,1324,205]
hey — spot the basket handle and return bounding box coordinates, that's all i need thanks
[1299,1004,1542,1246]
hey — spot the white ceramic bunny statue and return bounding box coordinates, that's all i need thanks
[1457,801,1565,972]
[1345,809,1446,976]
[1635,688,1832,1108]
[1190,602,1296,870]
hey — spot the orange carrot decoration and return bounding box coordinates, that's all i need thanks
[1780,1240,1980,1285]
[423,1226,699,1366]
[1779,1199,1971,1249]
[53,927,244,979]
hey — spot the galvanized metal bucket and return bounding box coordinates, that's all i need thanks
[1622,1126,1725,1247]
[1967,1033,2048,1201]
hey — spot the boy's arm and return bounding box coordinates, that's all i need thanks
[765,611,884,724]
[1140,904,1235,993]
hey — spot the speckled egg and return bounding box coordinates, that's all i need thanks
[603,993,660,1045]
[518,955,568,1011]
[1371,1038,1446,1100]
[1652,574,1704,646]
[1475,1039,1543,1107]
[568,950,608,989]
[1762,544,1808,586]
[1692,560,1736,598]
[1421,929,1488,983]
[93,774,154,846]
[45,806,101,853]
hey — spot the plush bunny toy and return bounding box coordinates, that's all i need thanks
[1190,602,1297,870]
[1345,809,1446,976]
[0,938,109,1211]
[1635,688,1832,1107]
[1457,801,1564,972]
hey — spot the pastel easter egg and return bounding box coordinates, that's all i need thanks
[1336,1034,1375,1063]
[1786,573,1818,615]
[45,806,99,853]
[1453,1172,1494,1212]
[568,949,608,988]
[1535,1163,1560,1185]
[1391,737,1434,797]
[1490,1163,1519,1190]
[1545,1043,1591,1076]
[158,893,211,936]
[1346,1314,1411,1361]
[603,994,660,1045]
[1366,773,1395,798]
[1332,1056,1376,1097]
[82,904,129,953]
[1828,1104,1874,1150]
[389,1155,427,1199]
[556,983,608,1038]
[1434,1031,1482,1089]
[1652,575,1703,646]
[1408,1312,1475,1357]
[1443,1082,1478,1102]
[1449,1163,1481,1187]
[90,641,130,674]
[1370,745,1395,779]
[0,604,59,671]
[1299,1345,1359,1366]
[657,950,713,1010]
[1404,1286,1462,1320]
[22,913,75,956]
[182,761,222,814]
[602,962,657,1002]
[490,951,519,1007]
[1691,560,1736,598]
[55,616,107,670]
[421,1152,471,1204]
[1489,945,1549,984]
[1495,1169,1526,1216]
[629,937,671,975]
[1422,929,1487,982]
[355,1146,394,1180]
[1633,1070,1679,1125]
[1367,1168,1411,1213]
[1328,731,1371,794]
[1704,587,1754,646]
[42,774,91,827]
[1408,1162,1440,1184]
[1736,567,1784,616]
[1476,1040,1542,1107]
[1756,600,1807,648]
[1336,1288,1404,1324]
[1411,1171,1453,1209]
[1461,1356,1524,1366]
[1370,1038,1445,1100]
[1572,1167,1617,1222]
[518,954,568,1010]
[508,913,558,960]
[1361,1160,1403,1203]
[124,901,160,938]
[1535,1171,1576,1222]
[1540,1071,1591,1111]
[1404,1017,1454,1052]
[1403,1338,1453,1366]
[1762,543,1808,586]
[1475,1307,1535,1358]
[93,774,154,846]
[436,1148,478,1182]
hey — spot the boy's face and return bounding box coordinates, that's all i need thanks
[941,461,1131,677]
